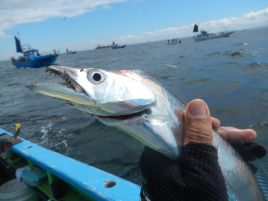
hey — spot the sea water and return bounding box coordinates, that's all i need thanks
[1,27,268,183]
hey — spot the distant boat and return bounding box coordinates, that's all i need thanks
[95,45,112,49]
[65,48,77,54]
[95,42,126,49]
[167,38,182,45]
[11,36,58,68]
[112,41,126,49]
[193,24,235,41]
[112,44,126,49]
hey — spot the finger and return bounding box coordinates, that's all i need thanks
[175,110,220,129]
[175,109,185,122]
[212,117,221,129]
[217,126,257,144]
[175,109,186,144]
[184,99,213,145]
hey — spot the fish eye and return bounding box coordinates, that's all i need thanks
[87,69,106,84]
[92,72,102,81]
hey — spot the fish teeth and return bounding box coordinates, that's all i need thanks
[46,68,85,94]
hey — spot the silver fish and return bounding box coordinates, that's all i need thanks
[30,65,265,201]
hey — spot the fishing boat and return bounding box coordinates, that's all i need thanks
[11,36,58,68]
[167,38,182,45]
[112,44,126,49]
[193,24,235,41]
[95,42,126,50]
[65,49,77,54]
[112,42,126,49]
[95,45,112,49]
[0,127,139,201]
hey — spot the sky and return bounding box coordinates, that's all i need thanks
[0,0,268,60]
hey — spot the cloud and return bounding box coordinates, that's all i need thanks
[1,2,268,58]
[117,7,268,44]
[0,0,126,38]
[201,8,268,31]
[51,7,268,53]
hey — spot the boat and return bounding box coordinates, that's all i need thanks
[11,36,58,68]
[112,42,126,49]
[0,127,139,200]
[95,42,126,50]
[95,45,112,49]
[112,44,126,49]
[167,38,182,45]
[65,49,77,54]
[193,24,235,41]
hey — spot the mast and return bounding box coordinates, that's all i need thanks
[14,36,23,53]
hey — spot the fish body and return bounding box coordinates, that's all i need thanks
[30,65,265,201]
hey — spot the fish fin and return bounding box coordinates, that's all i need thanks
[230,141,268,199]
[227,189,238,201]
[246,159,268,201]
[247,162,258,173]
[226,161,268,201]
[255,172,268,200]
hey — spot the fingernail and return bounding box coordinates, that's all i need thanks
[246,133,256,142]
[188,99,207,117]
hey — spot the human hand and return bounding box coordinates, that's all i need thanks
[176,99,265,160]
[140,99,228,201]
[176,99,257,145]
[139,99,266,201]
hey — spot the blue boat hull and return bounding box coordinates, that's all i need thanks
[0,128,140,200]
[12,54,58,68]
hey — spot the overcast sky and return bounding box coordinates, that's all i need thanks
[0,0,268,60]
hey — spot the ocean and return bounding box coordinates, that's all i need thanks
[1,27,268,183]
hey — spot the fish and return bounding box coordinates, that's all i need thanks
[30,65,266,201]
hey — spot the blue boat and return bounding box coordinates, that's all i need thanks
[0,127,140,201]
[11,36,58,68]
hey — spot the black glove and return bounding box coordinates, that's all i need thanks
[229,141,266,173]
[230,141,266,161]
[140,144,228,201]
[139,140,266,201]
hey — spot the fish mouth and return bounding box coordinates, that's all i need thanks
[29,65,155,117]
[46,66,86,95]
[28,65,95,111]
[97,109,149,120]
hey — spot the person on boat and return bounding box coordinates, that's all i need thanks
[0,124,20,152]
[140,99,266,201]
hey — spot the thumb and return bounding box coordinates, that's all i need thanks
[183,99,213,145]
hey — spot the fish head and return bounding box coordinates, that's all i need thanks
[29,65,156,116]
